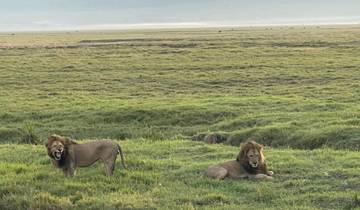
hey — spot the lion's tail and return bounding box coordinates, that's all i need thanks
[117,144,127,169]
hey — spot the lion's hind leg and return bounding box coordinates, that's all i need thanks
[103,153,117,176]
[103,158,115,176]
[204,166,228,180]
[103,160,115,176]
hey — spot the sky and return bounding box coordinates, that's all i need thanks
[0,0,360,31]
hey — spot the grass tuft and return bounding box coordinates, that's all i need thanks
[19,122,40,145]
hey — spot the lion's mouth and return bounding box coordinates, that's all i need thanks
[53,149,63,160]
[250,162,258,168]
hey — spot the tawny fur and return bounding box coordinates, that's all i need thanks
[45,134,126,177]
[204,140,274,180]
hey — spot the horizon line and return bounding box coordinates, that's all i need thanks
[1,21,359,33]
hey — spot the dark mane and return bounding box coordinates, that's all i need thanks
[241,160,268,174]
[45,134,76,168]
[236,140,268,174]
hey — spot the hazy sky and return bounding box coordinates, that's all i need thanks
[1,0,360,31]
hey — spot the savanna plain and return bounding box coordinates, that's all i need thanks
[0,26,359,209]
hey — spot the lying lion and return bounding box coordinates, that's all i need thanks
[204,140,274,180]
[45,134,126,177]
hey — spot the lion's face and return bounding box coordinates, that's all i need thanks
[46,134,78,169]
[246,148,262,168]
[49,141,65,160]
[237,140,265,171]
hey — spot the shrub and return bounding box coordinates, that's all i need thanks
[19,122,40,144]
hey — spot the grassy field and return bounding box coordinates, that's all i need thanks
[1,26,360,149]
[0,140,359,210]
[0,26,360,209]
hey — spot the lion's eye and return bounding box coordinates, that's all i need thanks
[249,154,253,158]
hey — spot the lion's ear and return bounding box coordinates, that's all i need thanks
[64,137,71,145]
[239,142,245,151]
[64,137,77,144]
[237,144,247,162]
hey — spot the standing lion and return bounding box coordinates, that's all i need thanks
[45,134,126,177]
[204,140,274,180]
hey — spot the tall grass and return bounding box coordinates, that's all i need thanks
[19,121,40,144]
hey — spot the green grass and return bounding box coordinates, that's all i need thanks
[1,26,360,149]
[0,140,359,210]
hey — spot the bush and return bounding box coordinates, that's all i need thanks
[19,122,40,144]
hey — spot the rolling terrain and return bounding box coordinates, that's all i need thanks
[1,26,360,149]
[0,26,360,209]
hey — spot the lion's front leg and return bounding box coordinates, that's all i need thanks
[66,148,76,177]
[63,162,76,177]
[62,168,74,177]
[259,163,274,177]
[68,162,76,177]
[248,174,273,180]
[62,168,70,176]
